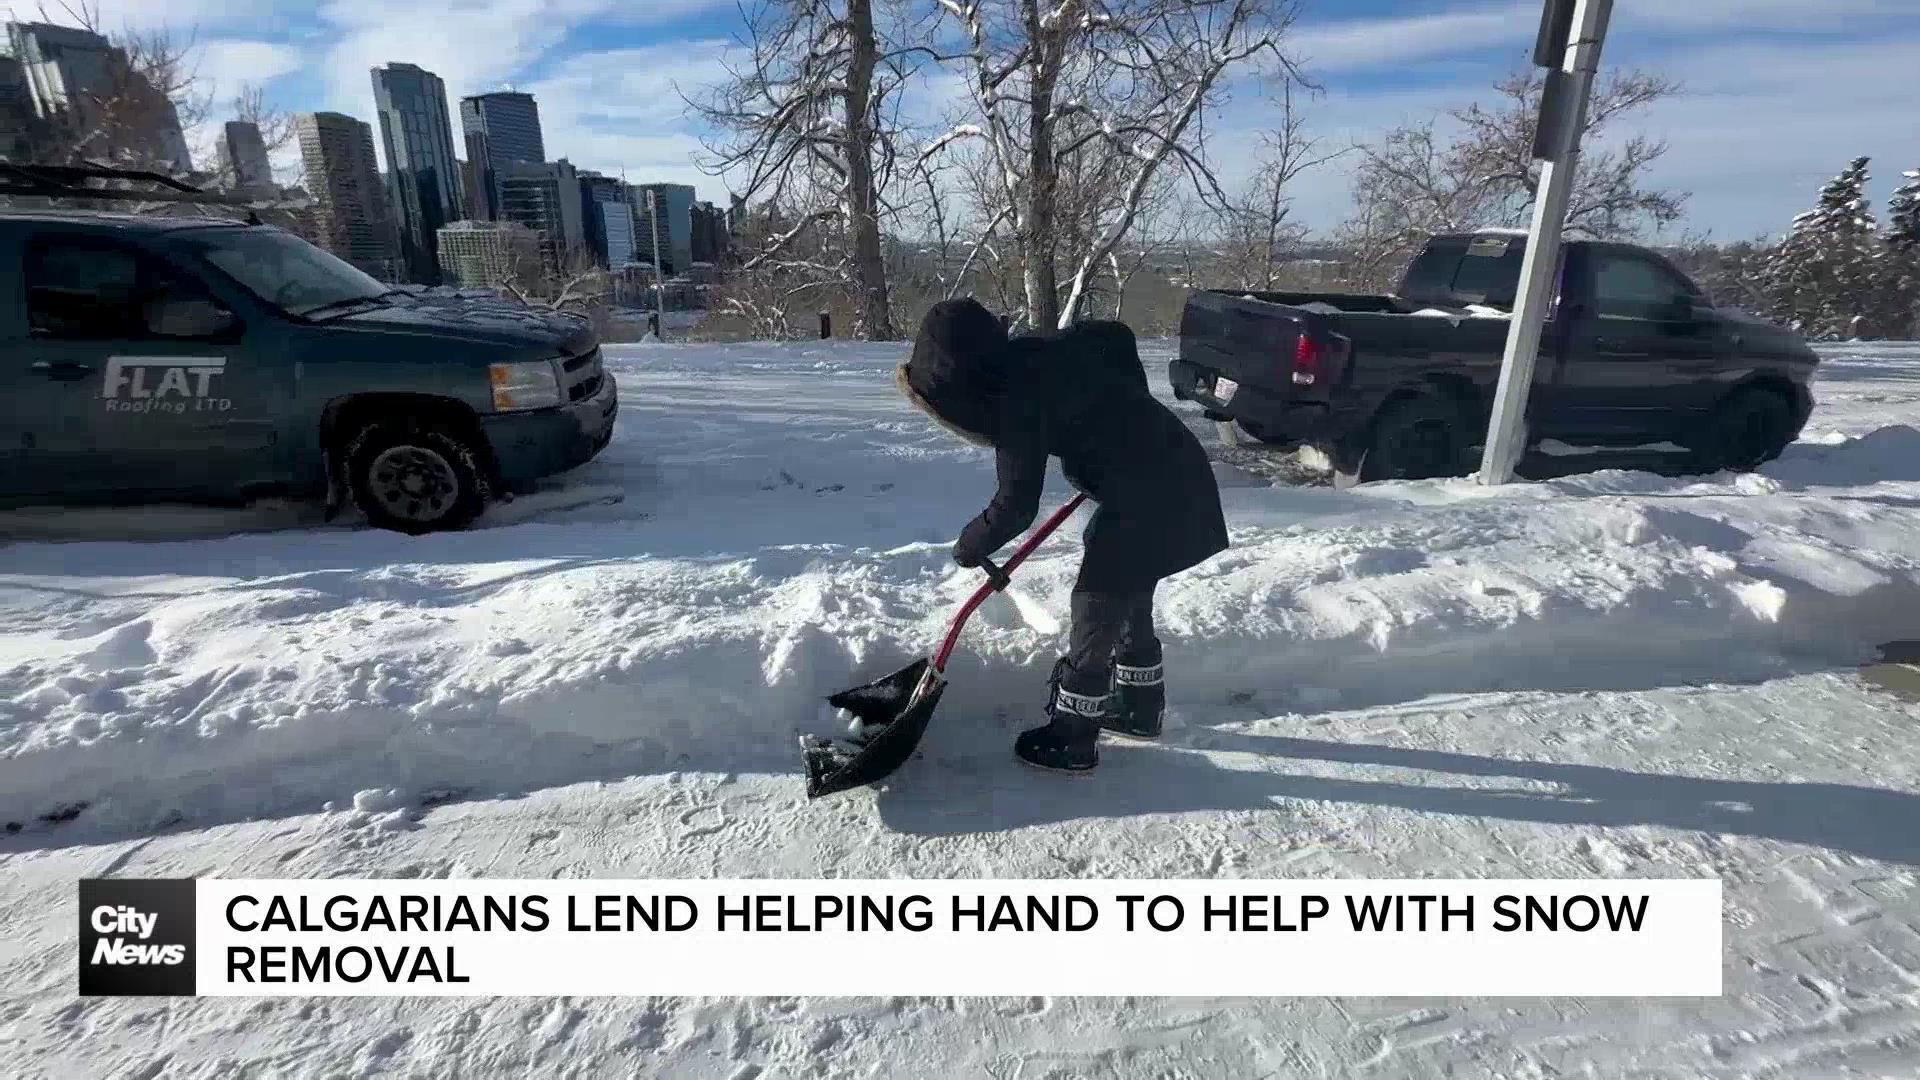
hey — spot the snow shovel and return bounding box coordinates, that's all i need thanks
[802,493,1089,798]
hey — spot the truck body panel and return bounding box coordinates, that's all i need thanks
[1172,234,1818,465]
[0,215,618,512]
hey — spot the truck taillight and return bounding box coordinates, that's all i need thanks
[1292,335,1320,386]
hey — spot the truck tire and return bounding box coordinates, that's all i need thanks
[1339,391,1469,486]
[1694,387,1796,473]
[344,418,487,534]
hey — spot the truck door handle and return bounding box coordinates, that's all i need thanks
[30,360,95,380]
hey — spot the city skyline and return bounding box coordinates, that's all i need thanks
[129,0,1920,243]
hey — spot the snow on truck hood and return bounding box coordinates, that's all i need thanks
[332,298,595,350]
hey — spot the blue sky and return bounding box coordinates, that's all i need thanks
[77,0,1920,240]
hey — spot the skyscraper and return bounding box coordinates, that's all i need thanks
[370,62,460,283]
[690,200,727,265]
[497,158,583,267]
[631,182,695,275]
[578,171,633,267]
[217,120,273,193]
[0,52,35,160]
[296,111,402,281]
[459,91,545,222]
[600,201,635,268]
[5,21,191,172]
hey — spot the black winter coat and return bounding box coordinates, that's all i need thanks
[900,303,1229,593]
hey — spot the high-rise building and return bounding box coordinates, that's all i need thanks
[600,201,635,268]
[4,21,191,172]
[459,91,544,221]
[216,120,273,194]
[296,111,402,281]
[370,62,460,283]
[630,182,694,274]
[690,200,728,265]
[436,220,542,289]
[0,52,36,159]
[577,171,633,267]
[726,194,748,241]
[496,158,583,267]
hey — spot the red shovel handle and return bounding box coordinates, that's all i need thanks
[931,493,1088,672]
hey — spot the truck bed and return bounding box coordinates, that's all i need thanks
[1170,287,1533,450]
[1178,289,1520,394]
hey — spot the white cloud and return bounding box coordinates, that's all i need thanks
[49,0,293,32]
[524,42,732,199]
[314,0,610,115]
[1626,36,1920,239]
[190,39,304,100]
[1206,28,1920,241]
[1616,0,1910,30]
[1285,3,1533,74]
[526,41,733,128]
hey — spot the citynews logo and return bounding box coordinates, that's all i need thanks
[78,879,196,996]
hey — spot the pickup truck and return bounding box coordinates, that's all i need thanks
[1170,231,1818,484]
[0,209,617,532]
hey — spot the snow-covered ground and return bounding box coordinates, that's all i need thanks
[4,340,1919,1077]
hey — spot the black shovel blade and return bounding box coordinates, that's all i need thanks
[805,659,944,798]
[826,657,931,726]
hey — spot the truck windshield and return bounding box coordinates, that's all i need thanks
[186,228,392,317]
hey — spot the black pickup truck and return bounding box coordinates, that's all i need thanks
[1171,231,1818,483]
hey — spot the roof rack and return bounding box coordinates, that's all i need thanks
[0,162,307,211]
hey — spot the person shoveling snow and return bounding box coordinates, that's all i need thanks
[895,299,1229,774]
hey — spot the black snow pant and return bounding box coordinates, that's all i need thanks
[1062,584,1162,696]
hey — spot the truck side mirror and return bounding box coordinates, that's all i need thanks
[146,297,238,340]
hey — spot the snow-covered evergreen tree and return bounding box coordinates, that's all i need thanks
[1764,157,1884,339]
[1882,169,1920,338]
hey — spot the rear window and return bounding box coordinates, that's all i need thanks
[1400,235,1527,308]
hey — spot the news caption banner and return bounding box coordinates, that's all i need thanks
[80,878,1722,997]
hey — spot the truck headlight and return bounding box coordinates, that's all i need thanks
[489,360,562,411]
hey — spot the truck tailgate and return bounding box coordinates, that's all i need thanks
[1176,290,1357,399]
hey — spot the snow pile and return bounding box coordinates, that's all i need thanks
[1409,304,1513,323]
[4,341,1920,833]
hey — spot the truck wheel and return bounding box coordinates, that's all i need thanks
[1694,388,1795,473]
[345,419,487,534]
[1345,392,1468,484]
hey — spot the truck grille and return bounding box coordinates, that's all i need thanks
[562,347,603,401]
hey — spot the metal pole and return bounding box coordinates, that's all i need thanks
[648,189,667,341]
[1477,0,1614,485]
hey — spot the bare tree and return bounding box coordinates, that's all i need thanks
[1340,69,1686,290]
[928,0,1301,330]
[1210,85,1342,290]
[693,0,938,339]
[488,239,614,335]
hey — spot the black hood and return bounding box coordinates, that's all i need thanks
[899,298,1009,446]
[335,297,595,353]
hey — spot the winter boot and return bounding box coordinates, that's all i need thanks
[1014,658,1102,774]
[1102,653,1165,740]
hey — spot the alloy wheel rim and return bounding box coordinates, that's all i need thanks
[369,445,459,523]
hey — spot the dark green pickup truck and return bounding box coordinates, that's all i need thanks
[0,210,617,532]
